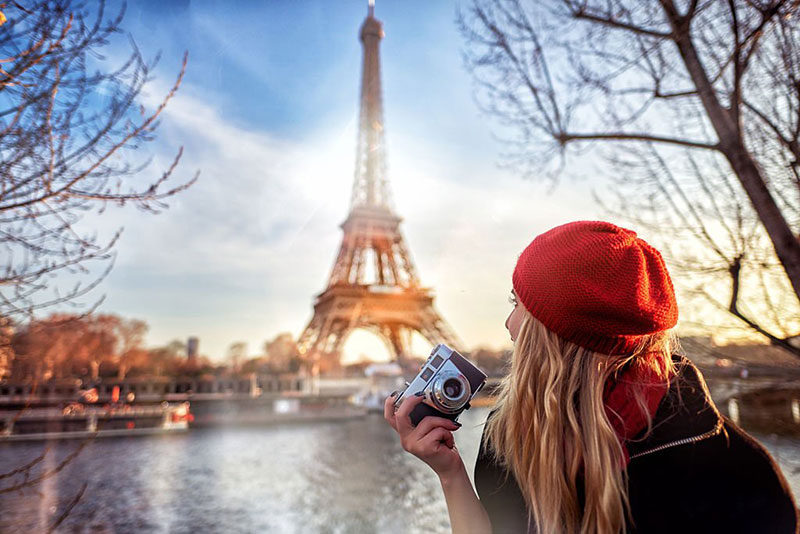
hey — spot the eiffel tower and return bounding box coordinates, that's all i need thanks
[298,2,459,374]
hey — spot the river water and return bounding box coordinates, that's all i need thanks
[1,407,799,534]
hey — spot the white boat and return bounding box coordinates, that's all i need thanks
[353,362,406,413]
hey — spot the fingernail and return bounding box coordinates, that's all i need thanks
[414,391,424,397]
[453,422,462,428]
[390,391,398,398]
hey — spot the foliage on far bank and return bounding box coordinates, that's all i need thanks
[3,315,310,382]
[6,313,201,381]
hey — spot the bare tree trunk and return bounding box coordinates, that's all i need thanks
[662,0,800,304]
[725,148,800,301]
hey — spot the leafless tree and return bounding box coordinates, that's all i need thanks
[227,341,247,373]
[597,141,799,354]
[459,0,800,352]
[0,2,194,528]
[114,316,146,380]
[264,332,301,373]
[0,0,196,321]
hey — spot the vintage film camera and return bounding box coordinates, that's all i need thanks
[394,344,487,426]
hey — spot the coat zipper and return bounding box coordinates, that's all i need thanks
[523,421,723,532]
[629,420,723,460]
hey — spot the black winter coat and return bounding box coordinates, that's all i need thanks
[474,356,798,534]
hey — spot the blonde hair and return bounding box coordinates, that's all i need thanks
[485,310,676,534]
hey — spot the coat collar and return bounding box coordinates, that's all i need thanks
[626,355,723,460]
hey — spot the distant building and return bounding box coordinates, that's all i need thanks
[187,337,199,364]
[0,317,12,380]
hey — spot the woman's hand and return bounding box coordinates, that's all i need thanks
[385,393,493,534]
[384,392,464,478]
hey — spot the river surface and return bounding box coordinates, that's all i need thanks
[1,406,799,534]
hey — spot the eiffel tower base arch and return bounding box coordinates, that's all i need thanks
[298,286,458,375]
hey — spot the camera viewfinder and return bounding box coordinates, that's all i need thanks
[430,355,444,368]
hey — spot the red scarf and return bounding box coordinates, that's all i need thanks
[603,355,671,465]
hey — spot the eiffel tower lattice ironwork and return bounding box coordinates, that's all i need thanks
[298,3,459,373]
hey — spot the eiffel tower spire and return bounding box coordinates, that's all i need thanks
[298,4,459,373]
[352,0,390,209]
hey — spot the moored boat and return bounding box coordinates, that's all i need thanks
[0,402,192,442]
[0,372,368,432]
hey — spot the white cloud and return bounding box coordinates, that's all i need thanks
[89,82,598,361]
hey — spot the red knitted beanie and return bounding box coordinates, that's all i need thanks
[512,221,678,355]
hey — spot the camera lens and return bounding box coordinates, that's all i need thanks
[443,378,462,399]
[430,371,470,413]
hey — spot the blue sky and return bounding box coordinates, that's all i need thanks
[79,0,602,361]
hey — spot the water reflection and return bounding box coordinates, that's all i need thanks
[0,406,798,534]
[0,408,487,534]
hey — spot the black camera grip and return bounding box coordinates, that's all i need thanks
[409,401,459,426]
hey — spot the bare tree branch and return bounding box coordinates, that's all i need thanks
[0,438,91,494]
[460,0,800,353]
[45,482,88,534]
[559,131,719,150]
[0,1,196,319]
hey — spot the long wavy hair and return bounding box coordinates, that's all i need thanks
[485,309,677,534]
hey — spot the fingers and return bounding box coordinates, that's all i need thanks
[411,416,460,442]
[383,392,398,431]
[394,393,425,435]
[420,427,455,451]
[385,392,462,463]
[403,425,453,457]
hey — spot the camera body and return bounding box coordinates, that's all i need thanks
[394,344,487,426]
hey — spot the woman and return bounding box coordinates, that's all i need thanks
[384,221,797,534]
